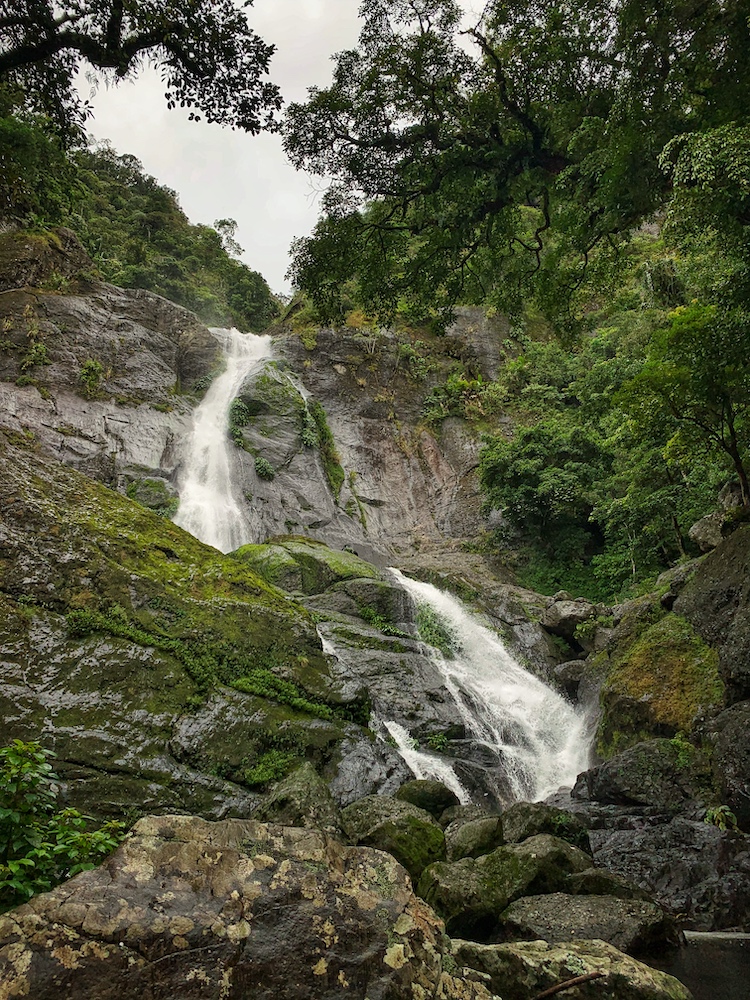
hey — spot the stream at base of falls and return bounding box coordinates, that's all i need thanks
[173,328,272,553]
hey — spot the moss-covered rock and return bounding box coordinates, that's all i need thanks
[445,816,504,862]
[232,536,380,595]
[341,795,446,881]
[417,835,592,939]
[254,761,344,834]
[590,605,723,758]
[500,802,591,853]
[452,938,692,1000]
[0,433,357,819]
[395,779,460,819]
[574,738,716,811]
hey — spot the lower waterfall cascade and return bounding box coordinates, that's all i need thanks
[385,571,593,803]
[173,328,272,553]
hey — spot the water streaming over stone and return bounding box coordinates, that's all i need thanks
[383,721,471,803]
[174,328,272,552]
[386,571,592,802]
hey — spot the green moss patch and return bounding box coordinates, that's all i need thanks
[598,612,724,758]
[233,536,380,595]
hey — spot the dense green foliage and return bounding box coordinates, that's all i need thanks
[0,1,281,135]
[70,145,280,330]
[0,741,124,912]
[285,0,750,331]
[0,96,279,330]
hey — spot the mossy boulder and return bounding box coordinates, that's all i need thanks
[125,475,179,515]
[705,701,750,830]
[341,795,446,881]
[395,779,460,819]
[674,524,750,703]
[417,835,592,938]
[499,893,678,955]
[232,536,380,595]
[500,801,590,853]
[452,939,692,1000]
[592,607,723,758]
[574,738,715,811]
[445,816,504,862]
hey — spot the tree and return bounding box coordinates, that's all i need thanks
[285,0,750,329]
[0,1,281,134]
[621,302,750,506]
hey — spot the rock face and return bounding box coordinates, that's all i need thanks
[498,893,677,955]
[674,525,750,703]
[0,434,355,820]
[452,939,692,1000]
[0,814,496,1000]
[704,701,750,830]
[0,258,220,488]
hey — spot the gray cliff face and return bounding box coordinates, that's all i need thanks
[0,275,220,489]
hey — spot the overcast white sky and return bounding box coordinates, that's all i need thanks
[81,1,483,294]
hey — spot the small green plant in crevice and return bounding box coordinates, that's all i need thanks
[358,605,409,638]
[242,749,301,788]
[299,405,320,448]
[0,740,125,912]
[309,400,345,500]
[704,805,738,832]
[668,731,695,769]
[20,341,51,372]
[79,358,104,398]
[254,455,276,480]
[416,603,459,658]
[229,397,251,445]
[425,732,450,753]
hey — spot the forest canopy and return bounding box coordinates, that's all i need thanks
[0,0,281,135]
[285,0,750,331]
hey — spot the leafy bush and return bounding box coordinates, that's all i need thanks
[79,358,103,397]
[0,740,125,912]
[254,455,276,480]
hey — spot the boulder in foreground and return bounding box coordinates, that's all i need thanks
[0,814,495,1000]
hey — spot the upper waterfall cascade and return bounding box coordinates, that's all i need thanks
[387,571,592,803]
[174,328,272,553]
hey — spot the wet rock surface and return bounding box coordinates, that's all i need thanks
[0,814,496,1000]
[498,893,678,955]
[341,795,446,881]
[452,939,692,1000]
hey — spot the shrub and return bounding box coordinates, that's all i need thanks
[0,740,125,912]
[79,358,104,397]
[254,455,276,480]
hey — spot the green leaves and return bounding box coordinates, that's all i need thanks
[0,740,125,912]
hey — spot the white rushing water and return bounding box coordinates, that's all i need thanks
[388,571,592,802]
[174,328,272,553]
[383,721,471,803]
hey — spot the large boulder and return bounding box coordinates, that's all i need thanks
[396,779,460,819]
[501,801,590,853]
[0,815,495,1000]
[452,939,692,1000]
[704,701,750,831]
[417,834,592,938]
[341,795,446,881]
[591,817,750,930]
[498,893,678,955]
[673,525,750,703]
[573,739,715,812]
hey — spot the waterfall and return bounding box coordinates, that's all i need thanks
[386,571,592,803]
[174,328,272,553]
